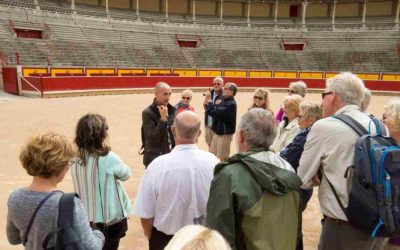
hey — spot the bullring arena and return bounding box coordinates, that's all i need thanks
[1,0,400,249]
[0,90,395,250]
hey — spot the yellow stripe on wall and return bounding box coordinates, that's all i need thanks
[147,69,171,76]
[198,70,222,77]
[382,74,400,81]
[224,70,247,77]
[173,69,197,77]
[118,69,145,76]
[299,72,323,79]
[23,68,48,76]
[51,68,83,77]
[357,74,380,81]
[249,71,272,78]
[274,71,297,78]
[86,68,115,76]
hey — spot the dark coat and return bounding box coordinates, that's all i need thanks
[141,99,176,167]
[203,90,224,127]
[280,128,311,172]
[206,96,237,135]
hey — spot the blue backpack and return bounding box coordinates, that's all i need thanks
[329,114,400,237]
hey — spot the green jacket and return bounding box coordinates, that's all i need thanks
[206,149,302,250]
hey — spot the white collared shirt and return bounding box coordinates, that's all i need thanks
[133,144,219,235]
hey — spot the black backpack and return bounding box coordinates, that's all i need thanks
[25,192,85,249]
[330,114,400,237]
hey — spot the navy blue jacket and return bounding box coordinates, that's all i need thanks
[204,90,224,127]
[280,128,310,172]
[206,96,237,135]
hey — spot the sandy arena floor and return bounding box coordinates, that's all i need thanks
[0,90,393,249]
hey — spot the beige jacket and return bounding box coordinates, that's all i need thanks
[271,117,301,153]
[298,105,378,221]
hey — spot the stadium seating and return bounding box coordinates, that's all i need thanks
[0,1,399,72]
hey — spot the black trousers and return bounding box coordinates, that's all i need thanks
[149,227,174,250]
[91,218,128,250]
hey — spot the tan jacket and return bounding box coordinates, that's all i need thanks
[298,105,379,221]
[271,117,301,153]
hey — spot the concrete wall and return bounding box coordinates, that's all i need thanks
[67,0,397,18]
[222,2,243,17]
[196,1,215,16]
[166,0,188,14]
[140,0,159,12]
[73,0,98,5]
[277,3,291,18]
[307,3,329,17]
[367,1,393,16]
[100,0,130,9]
[335,3,360,17]
[250,3,270,18]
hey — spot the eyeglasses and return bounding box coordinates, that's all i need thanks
[322,91,333,99]
[182,96,191,100]
[288,89,298,94]
[213,83,221,86]
[254,96,264,100]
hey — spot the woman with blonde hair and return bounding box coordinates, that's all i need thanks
[7,133,104,249]
[165,225,231,250]
[175,89,195,114]
[72,114,131,250]
[249,88,274,115]
[271,94,304,153]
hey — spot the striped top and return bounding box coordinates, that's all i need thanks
[71,151,132,224]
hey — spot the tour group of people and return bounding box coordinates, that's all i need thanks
[6,72,400,250]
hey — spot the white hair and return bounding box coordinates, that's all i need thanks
[165,225,231,250]
[213,77,224,84]
[361,88,372,112]
[289,81,307,97]
[385,99,400,133]
[326,72,365,107]
[300,102,322,121]
[238,108,276,150]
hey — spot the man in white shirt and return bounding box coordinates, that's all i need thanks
[298,72,382,250]
[133,111,219,250]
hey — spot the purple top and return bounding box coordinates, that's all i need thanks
[275,106,284,124]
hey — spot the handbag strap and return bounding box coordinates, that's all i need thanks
[95,157,106,225]
[23,191,58,246]
[95,156,126,227]
[323,171,347,217]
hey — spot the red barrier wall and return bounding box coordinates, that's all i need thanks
[21,77,43,93]
[22,76,400,93]
[2,67,18,94]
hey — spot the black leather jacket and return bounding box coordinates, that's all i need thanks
[141,99,176,167]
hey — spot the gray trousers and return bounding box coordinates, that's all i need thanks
[319,217,384,250]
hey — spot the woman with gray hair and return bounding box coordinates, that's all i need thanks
[275,81,307,124]
[280,102,322,250]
